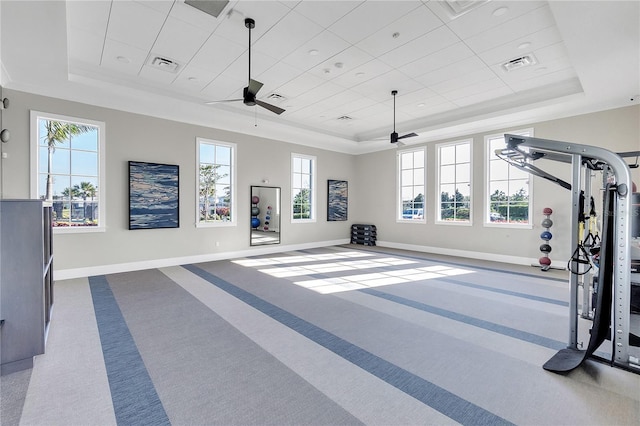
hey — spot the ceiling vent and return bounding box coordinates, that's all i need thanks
[502,54,538,72]
[337,115,353,121]
[184,0,230,18]
[148,56,180,73]
[437,0,489,19]
[266,93,286,102]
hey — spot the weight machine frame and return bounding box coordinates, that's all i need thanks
[498,134,637,371]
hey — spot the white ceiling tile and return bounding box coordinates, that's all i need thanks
[356,4,443,57]
[414,56,489,87]
[308,46,375,81]
[213,2,292,43]
[351,70,422,102]
[329,58,394,88]
[139,63,182,84]
[201,72,247,101]
[464,5,556,53]
[67,0,110,35]
[188,34,245,73]
[477,26,563,66]
[442,77,510,101]
[430,67,497,95]
[505,68,578,92]
[398,42,475,78]
[224,49,279,84]
[452,85,514,107]
[445,1,547,40]
[275,72,326,99]
[135,0,175,15]
[295,81,345,104]
[172,64,216,93]
[68,28,104,65]
[281,30,351,71]
[328,1,421,44]
[152,16,211,64]
[170,0,226,32]
[256,61,304,95]
[393,88,440,108]
[253,10,325,60]
[377,25,461,68]
[106,0,168,50]
[101,39,148,75]
[292,1,363,28]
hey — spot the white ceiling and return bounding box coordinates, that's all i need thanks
[1,1,639,154]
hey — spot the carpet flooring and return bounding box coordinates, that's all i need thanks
[3,245,639,425]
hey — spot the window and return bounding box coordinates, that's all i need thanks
[197,138,235,226]
[485,129,532,226]
[398,148,425,222]
[30,111,105,232]
[291,153,316,222]
[437,140,471,223]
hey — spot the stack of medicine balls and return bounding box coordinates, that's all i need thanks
[539,207,553,271]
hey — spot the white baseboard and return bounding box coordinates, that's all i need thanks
[375,240,538,267]
[54,239,350,280]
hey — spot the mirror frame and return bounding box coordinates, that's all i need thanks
[250,186,281,246]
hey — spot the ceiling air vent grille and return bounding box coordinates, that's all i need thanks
[438,0,489,18]
[337,115,353,121]
[502,54,538,72]
[149,56,180,73]
[266,93,286,102]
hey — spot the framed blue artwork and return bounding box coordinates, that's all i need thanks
[327,179,348,221]
[129,161,179,230]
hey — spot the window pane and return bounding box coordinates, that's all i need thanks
[71,151,98,176]
[456,163,470,182]
[456,144,470,163]
[401,152,413,169]
[489,159,509,181]
[401,169,413,186]
[413,151,424,168]
[440,146,455,165]
[216,145,231,164]
[200,144,215,163]
[301,158,310,174]
[71,129,98,151]
[51,149,70,175]
[440,165,455,183]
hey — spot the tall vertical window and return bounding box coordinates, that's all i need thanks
[437,140,471,223]
[30,111,105,232]
[197,138,235,226]
[291,153,316,221]
[485,129,532,225]
[398,148,425,221]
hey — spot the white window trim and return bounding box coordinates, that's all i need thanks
[195,137,237,228]
[435,139,472,226]
[30,110,106,234]
[396,146,426,224]
[291,152,316,223]
[484,128,534,229]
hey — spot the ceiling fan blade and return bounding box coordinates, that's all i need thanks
[398,132,418,140]
[255,99,285,115]
[247,79,263,96]
[205,98,243,105]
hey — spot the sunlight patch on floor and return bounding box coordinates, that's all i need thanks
[258,257,417,278]
[232,251,372,267]
[294,265,474,294]
[233,251,475,294]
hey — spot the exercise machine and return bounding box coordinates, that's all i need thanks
[497,134,639,373]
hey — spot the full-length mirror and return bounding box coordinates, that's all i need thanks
[250,186,281,246]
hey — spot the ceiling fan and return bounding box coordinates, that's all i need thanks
[206,18,285,115]
[389,90,417,144]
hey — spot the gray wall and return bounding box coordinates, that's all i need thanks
[352,105,640,265]
[2,88,638,275]
[1,89,355,275]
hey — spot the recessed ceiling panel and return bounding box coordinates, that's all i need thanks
[106,1,167,51]
[151,16,211,64]
[292,1,363,28]
[377,25,460,68]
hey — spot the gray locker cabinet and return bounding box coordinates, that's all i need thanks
[0,199,53,375]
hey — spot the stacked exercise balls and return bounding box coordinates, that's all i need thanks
[251,196,260,229]
[539,207,553,271]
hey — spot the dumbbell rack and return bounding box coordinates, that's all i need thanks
[351,224,376,246]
